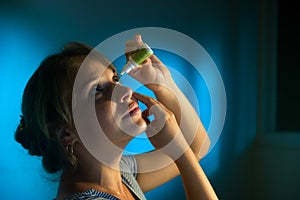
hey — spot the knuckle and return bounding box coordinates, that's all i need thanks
[149,98,157,105]
[166,111,176,121]
[169,112,176,119]
[161,114,168,122]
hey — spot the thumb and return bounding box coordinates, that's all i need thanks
[135,34,143,46]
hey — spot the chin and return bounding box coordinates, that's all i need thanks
[120,118,147,137]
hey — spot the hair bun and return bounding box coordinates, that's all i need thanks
[15,116,30,149]
[15,116,42,156]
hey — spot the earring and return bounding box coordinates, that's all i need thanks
[66,144,74,155]
[65,143,77,169]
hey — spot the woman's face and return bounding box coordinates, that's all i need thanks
[75,58,147,147]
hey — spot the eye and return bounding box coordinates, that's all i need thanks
[113,75,119,83]
[90,84,104,95]
[96,84,104,92]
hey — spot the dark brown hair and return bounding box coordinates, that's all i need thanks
[15,42,95,173]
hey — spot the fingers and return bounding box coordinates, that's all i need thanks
[140,102,166,137]
[138,58,155,76]
[135,34,143,45]
[133,93,179,146]
[138,95,165,135]
[142,109,151,125]
[133,93,167,120]
[132,92,159,108]
[146,111,166,137]
[125,34,163,66]
[125,34,144,54]
[125,35,167,82]
[127,66,142,77]
[149,54,163,64]
[125,41,139,54]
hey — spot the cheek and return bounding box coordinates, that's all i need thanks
[95,102,118,126]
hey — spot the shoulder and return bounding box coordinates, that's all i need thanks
[63,189,120,200]
[120,155,137,177]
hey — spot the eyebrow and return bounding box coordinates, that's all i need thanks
[107,64,118,76]
[83,64,118,89]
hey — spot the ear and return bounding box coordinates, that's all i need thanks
[60,128,78,146]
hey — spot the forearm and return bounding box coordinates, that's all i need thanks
[175,148,218,200]
[154,81,210,159]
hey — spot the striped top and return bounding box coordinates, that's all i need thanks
[64,156,146,200]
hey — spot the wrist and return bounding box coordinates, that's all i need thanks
[159,131,190,161]
[174,147,197,166]
[153,79,177,95]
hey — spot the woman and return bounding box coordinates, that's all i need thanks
[15,35,217,200]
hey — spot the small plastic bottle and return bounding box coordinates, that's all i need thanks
[120,43,153,75]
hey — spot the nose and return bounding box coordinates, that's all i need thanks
[113,84,133,103]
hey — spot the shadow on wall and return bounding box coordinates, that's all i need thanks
[0,0,261,199]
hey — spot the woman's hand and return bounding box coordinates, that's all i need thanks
[125,35,174,92]
[133,92,188,159]
[126,35,210,161]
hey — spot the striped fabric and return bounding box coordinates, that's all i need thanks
[64,156,146,200]
[64,189,119,200]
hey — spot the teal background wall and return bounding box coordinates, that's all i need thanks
[2,0,297,200]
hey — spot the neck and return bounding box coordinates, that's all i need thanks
[74,161,124,192]
[57,143,127,199]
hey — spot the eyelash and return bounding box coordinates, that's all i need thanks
[96,84,104,92]
[95,75,120,93]
[113,75,120,83]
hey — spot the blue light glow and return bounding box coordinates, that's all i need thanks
[1,22,222,199]
[112,49,212,155]
[0,19,58,199]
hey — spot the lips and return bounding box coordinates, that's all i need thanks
[123,102,141,118]
[129,102,141,115]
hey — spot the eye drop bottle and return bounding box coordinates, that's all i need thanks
[120,43,153,75]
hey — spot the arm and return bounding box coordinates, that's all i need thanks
[154,77,210,160]
[132,88,210,192]
[132,93,218,199]
[126,35,210,160]
[124,35,212,193]
[175,147,218,200]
